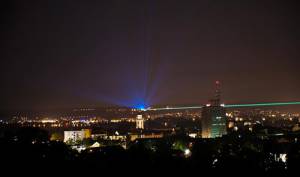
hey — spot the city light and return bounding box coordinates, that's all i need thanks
[184,149,192,158]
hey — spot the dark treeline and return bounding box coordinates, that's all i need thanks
[1,127,300,175]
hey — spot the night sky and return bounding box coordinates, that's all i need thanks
[1,0,300,110]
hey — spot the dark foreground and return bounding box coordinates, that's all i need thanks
[1,127,300,175]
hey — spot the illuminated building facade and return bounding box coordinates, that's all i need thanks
[64,129,92,143]
[130,133,163,141]
[136,115,144,129]
[82,129,92,139]
[201,81,227,138]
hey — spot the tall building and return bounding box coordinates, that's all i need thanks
[136,115,144,129]
[201,81,227,138]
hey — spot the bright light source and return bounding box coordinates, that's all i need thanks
[137,106,146,111]
[189,133,197,138]
[212,158,218,165]
[281,154,287,163]
[184,149,191,157]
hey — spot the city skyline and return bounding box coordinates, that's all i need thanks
[1,1,300,173]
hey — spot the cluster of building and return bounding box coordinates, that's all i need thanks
[58,82,226,151]
[63,115,146,143]
[62,115,165,151]
[1,82,300,154]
